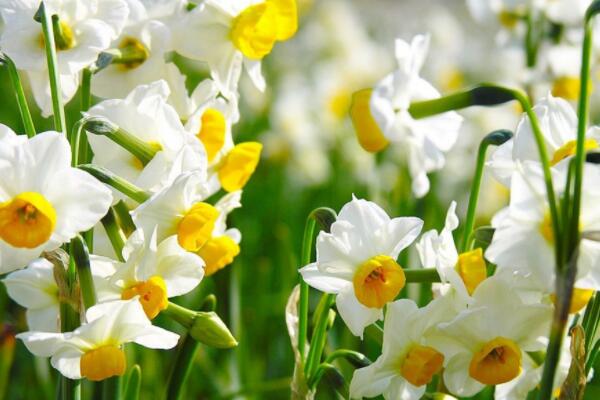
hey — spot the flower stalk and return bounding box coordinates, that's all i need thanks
[0,53,36,137]
[78,164,150,204]
[460,130,513,252]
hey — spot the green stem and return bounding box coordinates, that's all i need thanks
[298,218,316,362]
[78,164,150,204]
[304,294,335,384]
[538,5,600,398]
[81,68,92,112]
[122,365,141,400]
[100,208,126,261]
[162,302,196,328]
[306,363,338,390]
[165,335,200,400]
[37,3,66,134]
[323,349,370,368]
[70,235,96,310]
[59,258,81,400]
[404,268,441,283]
[1,54,36,137]
[461,130,513,252]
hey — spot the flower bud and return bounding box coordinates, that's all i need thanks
[189,312,238,349]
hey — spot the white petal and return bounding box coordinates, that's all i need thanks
[336,285,382,338]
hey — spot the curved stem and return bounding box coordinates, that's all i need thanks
[461,130,513,252]
[70,235,96,311]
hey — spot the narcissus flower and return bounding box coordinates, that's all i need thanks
[0,129,112,272]
[17,299,179,381]
[86,81,207,197]
[350,299,448,400]
[300,196,423,337]
[486,162,600,300]
[174,0,298,97]
[131,172,242,254]
[92,229,205,319]
[0,0,129,116]
[416,202,487,307]
[488,93,600,185]
[3,258,59,332]
[353,35,463,198]
[431,278,552,397]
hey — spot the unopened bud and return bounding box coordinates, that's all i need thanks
[189,312,237,349]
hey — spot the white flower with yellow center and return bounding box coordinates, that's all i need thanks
[488,94,600,186]
[17,298,179,381]
[349,299,448,400]
[353,34,463,198]
[486,162,600,308]
[431,277,552,397]
[417,202,488,307]
[299,196,423,337]
[3,258,59,332]
[91,228,205,320]
[0,128,112,272]
[131,172,242,276]
[0,0,129,116]
[173,0,298,97]
[86,80,207,197]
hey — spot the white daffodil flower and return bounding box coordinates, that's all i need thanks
[91,228,205,319]
[86,80,207,197]
[488,93,600,186]
[3,258,59,332]
[0,128,112,272]
[299,196,423,338]
[173,0,298,97]
[416,202,487,308]
[131,172,242,276]
[17,299,179,381]
[431,277,552,398]
[349,298,450,400]
[0,0,129,116]
[486,161,600,312]
[363,34,463,198]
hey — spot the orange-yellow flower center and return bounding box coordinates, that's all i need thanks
[551,288,594,314]
[80,345,126,381]
[177,202,219,252]
[116,37,149,71]
[400,345,444,387]
[350,89,389,153]
[469,337,521,385]
[197,235,241,276]
[197,108,226,162]
[218,142,263,192]
[540,212,554,244]
[551,139,598,166]
[121,276,169,319]
[0,192,57,248]
[230,0,297,60]
[456,248,487,295]
[352,255,405,308]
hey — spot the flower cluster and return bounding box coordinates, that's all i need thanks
[0,0,297,386]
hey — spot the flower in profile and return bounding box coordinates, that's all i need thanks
[174,0,298,97]
[0,128,112,272]
[0,0,129,115]
[416,202,487,308]
[17,299,179,381]
[350,298,448,400]
[299,196,423,337]
[3,258,59,332]
[350,35,463,198]
[431,277,552,397]
[92,229,205,319]
[86,80,207,197]
[488,93,600,185]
